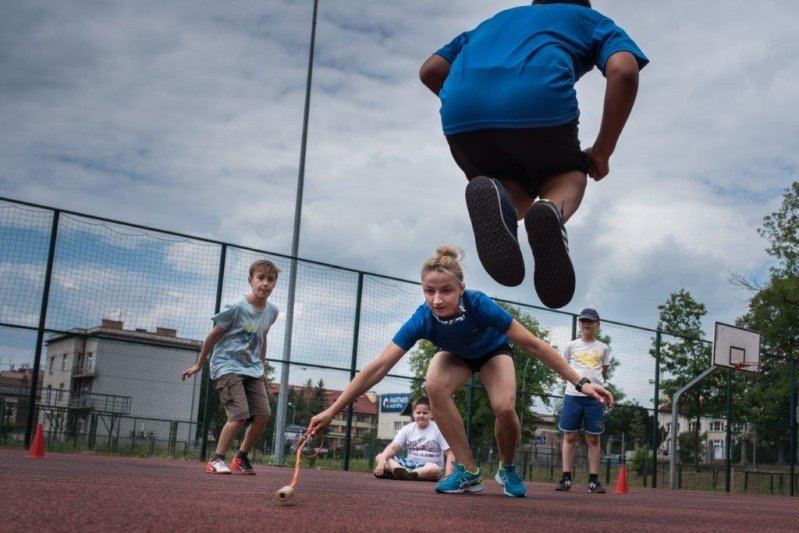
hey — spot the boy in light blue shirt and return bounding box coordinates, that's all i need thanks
[182,259,280,474]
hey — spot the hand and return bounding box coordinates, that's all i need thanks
[308,410,334,436]
[181,364,201,381]
[583,382,615,408]
[584,146,610,181]
[373,455,388,477]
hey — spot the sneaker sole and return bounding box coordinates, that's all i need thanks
[465,177,524,287]
[206,468,231,474]
[232,469,256,475]
[435,483,485,494]
[525,203,575,309]
[503,487,527,498]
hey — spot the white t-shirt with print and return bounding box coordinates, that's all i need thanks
[391,420,450,467]
[562,338,610,397]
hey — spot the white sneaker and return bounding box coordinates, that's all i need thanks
[205,457,231,474]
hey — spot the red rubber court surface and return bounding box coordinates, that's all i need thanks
[3,449,796,532]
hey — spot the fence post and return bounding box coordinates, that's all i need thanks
[200,244,226,461]
[343,273,364,471]
[25,210,59,449]
[652,330,661,488]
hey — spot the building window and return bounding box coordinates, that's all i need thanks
[709,421,724,432]
[61,354,67,371]
[49,356,55,374]
[394,421,405,431]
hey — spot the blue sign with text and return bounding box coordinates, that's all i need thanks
[380,393,411,413]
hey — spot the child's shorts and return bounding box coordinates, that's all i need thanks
[558,394,605,435]
[215,373,271,421]
[394,456,430,471]
[445,122,590,197]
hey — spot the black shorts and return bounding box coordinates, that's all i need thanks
[454,344,514,374]
[446,122,590,197]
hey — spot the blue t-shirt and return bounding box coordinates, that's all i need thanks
[392,290,513,360]
[209,296,279,380]
[435,4,649,135]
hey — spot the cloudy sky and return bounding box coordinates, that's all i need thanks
[2,0,797,338]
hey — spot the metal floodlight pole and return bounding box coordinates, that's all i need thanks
[273,0,319,466]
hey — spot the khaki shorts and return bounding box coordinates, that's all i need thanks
[215,374,271,421]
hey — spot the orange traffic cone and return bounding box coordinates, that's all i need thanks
[614,464,628,494]
[28,423,45,458]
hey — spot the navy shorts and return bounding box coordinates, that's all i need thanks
[446,122,590,197]
[452,344,514,374]
[558,394,605,435]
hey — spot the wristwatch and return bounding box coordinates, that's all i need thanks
[574,377,591,393]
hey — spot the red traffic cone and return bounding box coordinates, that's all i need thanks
[614,464,628,494]
[28,423,45,458]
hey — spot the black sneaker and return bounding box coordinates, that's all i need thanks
[587,480,607,493]
[230,455,255,475]
[465,176,525,287]
[554,477,572,491]
[392,466,412,481]
[524,199,575,309]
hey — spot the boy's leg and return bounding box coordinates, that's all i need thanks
[213,374,249,457]
[556,395,583,490]
[537,170,587,223]
[215,419,246,456]
[583,398,606,477]
[448,131,525,287]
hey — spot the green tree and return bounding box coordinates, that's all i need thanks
[406,301,557,453]
[735,181,799,465]
[651,289,725,466]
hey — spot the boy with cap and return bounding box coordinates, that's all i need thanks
[556,307,611,492]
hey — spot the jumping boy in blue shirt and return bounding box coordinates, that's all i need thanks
[420,0,648,309]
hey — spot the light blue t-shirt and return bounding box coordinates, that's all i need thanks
[435,4,649,135]
[392,290,513,360]
[209,296,279,380]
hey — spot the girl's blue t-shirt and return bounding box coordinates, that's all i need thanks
[435,4,649,135]
[392,290,513,360]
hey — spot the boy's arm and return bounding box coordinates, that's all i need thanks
[419,54,451,96]
[504,320,614,406]
[308,342,406,435]
[585,51,641,180]
[181,325,226,380]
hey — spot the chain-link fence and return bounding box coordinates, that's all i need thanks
[0,197,796,494]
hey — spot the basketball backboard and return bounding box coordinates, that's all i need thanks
[713,322,761,373]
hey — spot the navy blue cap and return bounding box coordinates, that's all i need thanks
[578,308,600,321]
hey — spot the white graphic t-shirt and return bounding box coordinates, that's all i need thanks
[392,420,450,466]
[562,338,610,396]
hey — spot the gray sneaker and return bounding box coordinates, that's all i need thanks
[465,176,525,287]
[524,199,575,309]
